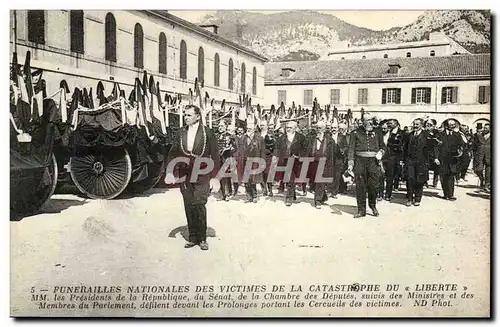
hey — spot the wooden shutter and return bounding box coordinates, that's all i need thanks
[478,86,485,104]
[425,88,431,104]
[381,89,387,104]
[441,88,446,104]
[485,86,490,103]
[396,88,401,104]
[411,88,416,104]
[451,87,458,103]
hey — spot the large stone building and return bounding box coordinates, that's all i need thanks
[10,10,267,106]
[264,54,490,127]
[322,32,470,61]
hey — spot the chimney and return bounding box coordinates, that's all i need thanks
[199,24,219,34]
[280,68,295,78]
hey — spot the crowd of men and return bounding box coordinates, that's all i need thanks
[165,105,491,250]
[213,113,491,217]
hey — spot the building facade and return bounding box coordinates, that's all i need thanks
[323,33,470,61]
[10,10,267,106]
[264,54,490,127]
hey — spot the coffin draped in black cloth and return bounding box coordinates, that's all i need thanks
[72,107,125,147]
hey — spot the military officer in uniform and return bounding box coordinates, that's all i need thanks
[347,114,386,218]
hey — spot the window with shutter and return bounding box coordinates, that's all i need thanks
[358,88,368,104]
[425,88,431,104]
[330,89,340,104]
[198,47,205,83]
[159,33,167,74]
[228,59,233,90]
[134,23,144,69]
[180,40,187,79]
[382,89,387,104]
[383,88,400,104]
[451,87,458,103]
[70,10,84,54]
[478,85,490,104]
[28,10,45,45]
[105,13,116,62]
[241,63,246,93]
[252,67,257,95]
[304,90,313,106]
[278,90,286,105]
[412,88,430,104]
[214,54,220,87]
[395,88,401,104]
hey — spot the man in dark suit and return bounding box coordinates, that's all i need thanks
[307,120,334,208]
[436,119,464,201]
[383,119,404,201]
[328,123,348,198]
[272,120,308,206]
[347,114,386,218]
[472,123,491,191]
[165,105,220,251]
[403,118,435,206]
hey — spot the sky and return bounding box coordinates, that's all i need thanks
[168,10,426,31]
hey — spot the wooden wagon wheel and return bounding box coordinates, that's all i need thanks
[10,153,58,219]
[125,160,166,195]
[69,148,132,199]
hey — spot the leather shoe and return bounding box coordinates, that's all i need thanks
[285,201,292,207]
[384,196,391,201]
[184,241,197,248]
[414,202,420,206]
[353,211,366,218]
[252,197,258,203]
[448,197,457,201]
[314,201,321,209]
[199,241,209,251]
[370,206,379,217]
[268,190,274,197]
[406,201,412,207]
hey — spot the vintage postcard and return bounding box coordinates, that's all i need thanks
[9,9,491,317]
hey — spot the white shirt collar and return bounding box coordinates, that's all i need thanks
[391,127,399,134]
[189,121,200,131]
[287,132,295,142]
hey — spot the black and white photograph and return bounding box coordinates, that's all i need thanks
[8,8,491,317]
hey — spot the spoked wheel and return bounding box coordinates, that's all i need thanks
[125,161,166,195]
[10,153,59,220]
[69,148,132,199]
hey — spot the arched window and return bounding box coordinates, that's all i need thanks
[70,10,84,54]
[228,59,234,90]
[241,63,246,93]
[159,33,167,74]
[134,23,144,69]
[383,53,388,58]
[406,52,411,58]
[180,40,187,79]
[430,50,435,57]
[214,53,220,87]
[105,13,116,62]
[27,10,45,44]
[198,47,204,83]
[252,67,257,95]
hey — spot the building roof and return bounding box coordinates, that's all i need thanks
[265,54,490,85]
[143,10,268,62]
[327,40,451,55]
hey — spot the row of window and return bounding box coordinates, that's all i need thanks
[278,85,491,106]
[341,50,435,60]
[26,10,258,95]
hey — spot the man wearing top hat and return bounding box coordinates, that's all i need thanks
[383,119,404,201]
[241,118,266,203]
[328,120,348,198]
[347,113,386,218]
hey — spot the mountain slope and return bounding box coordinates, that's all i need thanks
[200,10,490,61]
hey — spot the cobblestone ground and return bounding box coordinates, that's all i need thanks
[10,173,490,317]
